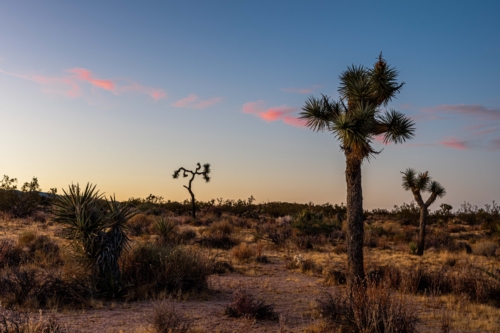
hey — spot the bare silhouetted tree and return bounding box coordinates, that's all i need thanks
[173,163,211,218]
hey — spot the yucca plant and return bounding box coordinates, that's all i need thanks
[52,183,136,296]
[300,54,415,283]
[172,163,211,218]
[154,217,177,244]
[401,169,446,256]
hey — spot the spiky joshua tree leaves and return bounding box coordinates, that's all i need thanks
[52,183,136,296]
[300,54,415,284]
[401,169,446,256]
[173,163,211,219]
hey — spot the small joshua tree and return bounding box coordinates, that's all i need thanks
[401,169,446,256]
[173,163,211,218]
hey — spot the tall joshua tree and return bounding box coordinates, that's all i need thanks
[173,163,211,218]
[401,169,446,256]
[300,54,415,284]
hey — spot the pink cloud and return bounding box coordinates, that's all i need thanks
[193,97,222,109]
[242,100,303,127]
[0,67,166,101]
[242,100,266,114]
[282,84,323,94]
[171,94,222,109]
[421,104,500,120]
[116,82,167,101]
[69,68,114,90]
[374,134,391,145]
[439,137,468,150]
[259,107,296,122]
[282,116,307,127]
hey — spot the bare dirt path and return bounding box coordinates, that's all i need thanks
[54,256,328,333]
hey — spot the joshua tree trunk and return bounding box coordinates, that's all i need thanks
[345,153,365,283]
[416,206,428,256]
[185,186,196,219]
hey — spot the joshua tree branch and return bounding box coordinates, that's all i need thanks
[411,189,425,207]
[424,192,439,208]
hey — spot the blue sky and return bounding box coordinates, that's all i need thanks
[1,1,499,209]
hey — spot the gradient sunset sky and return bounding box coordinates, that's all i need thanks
[1,1,499,210]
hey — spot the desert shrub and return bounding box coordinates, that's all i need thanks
[17,231,37,247]
[0,240,23,268]
[31,210,48,223]
[225,289,278,320]
[391,202,420,226]
[127,213,155,236]
[122,242,212,300]
[425,228,451,250]
[472,241,499,257]
[317,281,419,333]
[293,234,314,250]
[448,241,472,254]
[456,201,500,227]
[209,220,234,236]
[390,225,416,245]
[447,224,466,233]
[151,301,191,333]
[200,220,237,249]
[371,208,390,215]
[0,308,68,333]
[378,264,500,306]
[255,220,292,246]
[0,176,43,218]
[292,210,340,236]
[177,228,197,244]
[0,267,91,309]
[211,260,235,275]
[443,254,458,267]
[199,231,237,249]
[17,233,61,268]
[364,225,387,248]
[231,243,257,262]
[324,269,347,285]
[300,259,319,273]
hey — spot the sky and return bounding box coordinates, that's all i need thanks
[1,1,499,210]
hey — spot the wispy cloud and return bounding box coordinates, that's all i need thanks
[69,68,114,91]
[408,103,500,151]
[281,84,323,94]
[421,104,500,120]
[0,67,167,101]
[242,100,305,127]
[171,94,222,109]
[439,137,469,150]
[488,137,500,151]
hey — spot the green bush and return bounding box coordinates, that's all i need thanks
[291,210,340,236]
[0,176,43,218]
[122,242,212,300]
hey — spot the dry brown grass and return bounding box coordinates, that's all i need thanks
[1,211,500,332]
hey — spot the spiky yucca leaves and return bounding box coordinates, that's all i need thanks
[300,54,415,284]
[400,169,446,256]
[172,163,211,219]
[154,218,178,244]
[301,54,414,160]
[52,183,136,296]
